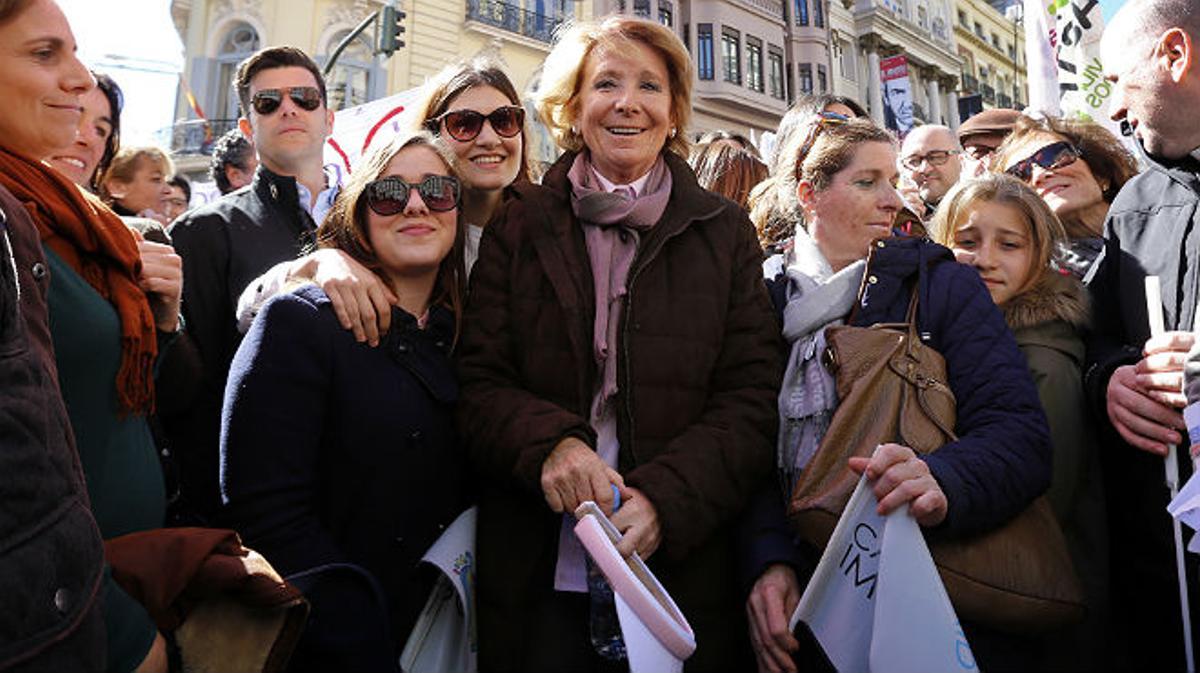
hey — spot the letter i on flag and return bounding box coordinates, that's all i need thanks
[791,475,977,673]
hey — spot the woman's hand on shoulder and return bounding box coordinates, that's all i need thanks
[290,249,397,346]
[136,240,183,332]
[848,443,947,527]
[540,436,625,516]
[746,563,800,673]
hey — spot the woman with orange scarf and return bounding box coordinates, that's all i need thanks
[0,1,180,671]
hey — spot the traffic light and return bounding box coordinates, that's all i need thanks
[378,5,406,57]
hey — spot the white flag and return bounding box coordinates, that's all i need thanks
[1021,0,1125,143]
[791,476,977,673]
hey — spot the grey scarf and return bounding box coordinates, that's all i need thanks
[776,228,865,497]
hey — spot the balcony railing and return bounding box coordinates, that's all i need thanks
[997,92,1012,108]
[980,83,996,104]
[154,119,240,157]
[466,0,565,44]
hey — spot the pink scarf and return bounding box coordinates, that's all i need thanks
[567,152,673,407]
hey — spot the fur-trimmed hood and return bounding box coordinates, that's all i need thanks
[1002,269,1090,332]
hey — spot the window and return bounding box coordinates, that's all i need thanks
[768,47,785,99]
[991,33,1000,48]
[838,37,857,81]
[917,6,928,28]
[633,0,650,18]
[324,29,376,111]
[795,0,808,26]
[974,21,983,37]
[215,23,261,119]
[658,1,673,26]
[1008,43,1015,59]
[799,63,813,95]
[697,24,714,80]
[957,9,968,28]
[814,0,824,28]
[722,27,741,85]
[746,37,764,92]
[817,64,828,93]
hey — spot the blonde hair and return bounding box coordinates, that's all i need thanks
[316,131,466,343]
[535,15,693,158]
[99,146,174,205]
[748,117,893,248]
[931,173,1067,301]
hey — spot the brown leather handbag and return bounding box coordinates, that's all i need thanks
[787,280,1085,635]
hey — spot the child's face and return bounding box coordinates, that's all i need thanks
[949,201,1034,306]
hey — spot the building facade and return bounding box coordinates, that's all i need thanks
[828,0,962,130]
[952,0,1027,120]
[167,0,590,171]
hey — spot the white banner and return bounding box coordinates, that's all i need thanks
[791,476,977,673]
[321,87,426,185]
[1023,0,1122,140]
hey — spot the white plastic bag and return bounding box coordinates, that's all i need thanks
[399,507,478,673]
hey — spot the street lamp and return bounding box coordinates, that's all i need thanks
[1005,1,1023,108]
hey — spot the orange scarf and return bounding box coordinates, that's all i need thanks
[0,146,156,415]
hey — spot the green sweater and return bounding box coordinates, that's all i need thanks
[45,247,164,673]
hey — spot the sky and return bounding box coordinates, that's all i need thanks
[55,0,1128,145]
[58,0,184,146]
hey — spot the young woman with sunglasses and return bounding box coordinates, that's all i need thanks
[233,56,529,347]
[744,118,1051,673]
[220,130,467,671]
[931,174,1107,671]
[992,115,1138,280]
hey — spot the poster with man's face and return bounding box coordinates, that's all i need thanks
[881,55,914,137]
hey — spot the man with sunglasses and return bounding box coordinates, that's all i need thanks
[166,46,337,522]
[957,108,1020,179]
[1085,0,1200,669]
[897,124,962,220]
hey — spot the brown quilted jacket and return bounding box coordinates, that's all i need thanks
[457,150,783,671]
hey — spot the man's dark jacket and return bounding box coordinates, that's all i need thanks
[1085,150,1200,670]
[0,184,105,671]
[456,151,784,672]
[166,166,317,520]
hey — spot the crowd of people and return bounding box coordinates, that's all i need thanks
[5,0,1200,671]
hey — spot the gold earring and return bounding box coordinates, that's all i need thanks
[669,127,677,139]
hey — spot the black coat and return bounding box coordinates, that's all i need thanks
[1085,151,1200,670]
[221,285,465,672]
[166,166,318,521]
[0,184,105,671]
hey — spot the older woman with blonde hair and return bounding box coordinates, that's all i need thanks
[456,15,783,672]
[991,114,1138,280]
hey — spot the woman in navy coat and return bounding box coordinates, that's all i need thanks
[220,131,468,672]
[743,116,1051,673]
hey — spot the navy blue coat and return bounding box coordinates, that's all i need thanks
[220,285,465,672]
[744,237,1051,585]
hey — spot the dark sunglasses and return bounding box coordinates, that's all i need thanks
[794,111,851,178]
[250,86,323,115]
[365,175,461,215]
[427,106,525,142]
[1005,141,1081,182]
